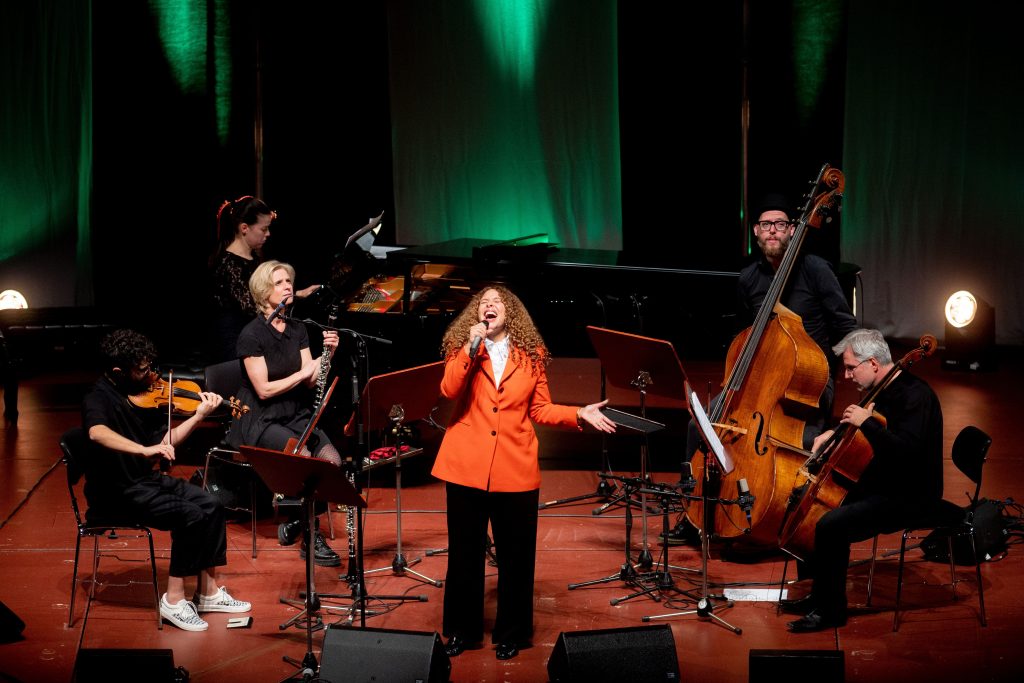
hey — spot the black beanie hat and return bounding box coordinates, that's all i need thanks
[753,193,794,220]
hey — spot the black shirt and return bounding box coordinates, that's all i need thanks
[736,253,857,359]
[857,370,944,501]
[225,315,312,448]
[81,376,167,501]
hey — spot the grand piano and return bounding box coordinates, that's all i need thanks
[321,233,747,374]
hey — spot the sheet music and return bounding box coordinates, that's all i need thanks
[690,390,734,474]
[344,211,385,251]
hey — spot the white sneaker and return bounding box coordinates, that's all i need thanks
[195,586,251,614]
[160,594,208,632]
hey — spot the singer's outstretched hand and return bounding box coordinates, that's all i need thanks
[577,399,616,433]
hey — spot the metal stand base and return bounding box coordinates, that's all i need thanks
[641,527,741,634]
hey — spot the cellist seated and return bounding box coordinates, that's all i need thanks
[781,329,943,632]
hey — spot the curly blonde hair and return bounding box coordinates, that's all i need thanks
[440,285,550,373]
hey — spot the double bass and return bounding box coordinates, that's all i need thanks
[687,164,844,546]
[778,334,938,561]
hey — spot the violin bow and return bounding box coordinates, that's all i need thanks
[162,369,173,474]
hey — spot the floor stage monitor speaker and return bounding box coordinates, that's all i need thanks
[547,624,680,682]
[319,625,451,683]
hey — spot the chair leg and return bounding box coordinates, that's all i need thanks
[146,530,162,629]
[967,530,988,627]
[776,557,790,614]
[893,530,910,631]
[249,478,257,559]
[89,536,101,600]
[866,534,879,607]
[68,534,84,628]
[946,535,959,600]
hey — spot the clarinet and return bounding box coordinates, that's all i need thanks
[344,466,359,586]
[314,304,339,407]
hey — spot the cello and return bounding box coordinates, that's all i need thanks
[778,334,938,561]
[687,164,844,546]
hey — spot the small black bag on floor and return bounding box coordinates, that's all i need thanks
[921,498,1009,565]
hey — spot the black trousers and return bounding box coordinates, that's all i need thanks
[124,475,228,578]
[808,492,929,618]
[442,482,539,646]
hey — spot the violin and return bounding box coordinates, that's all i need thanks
[130,373,249,418]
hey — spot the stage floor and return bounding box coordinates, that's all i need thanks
[1,354,1023,682]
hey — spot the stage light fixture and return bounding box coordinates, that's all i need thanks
[0,290,28,310]
[942,290,995,371]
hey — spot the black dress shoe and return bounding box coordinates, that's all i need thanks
[495,642,519,660]
[779,594,817,614]
[444,635,480,658]
[786,609,847,633]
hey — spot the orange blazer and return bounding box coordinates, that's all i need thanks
[431,345,578,492]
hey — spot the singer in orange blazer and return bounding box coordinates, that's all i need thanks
[431,343,576,492]
[432,286,614,661]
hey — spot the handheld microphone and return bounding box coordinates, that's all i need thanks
[266,298,288,325]
[468,320,489,359]
[737,478,755,533]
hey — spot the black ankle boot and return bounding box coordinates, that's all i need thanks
[300,532,341,567]
[277,520,302,546]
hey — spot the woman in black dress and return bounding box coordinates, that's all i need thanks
[226,259,342,567]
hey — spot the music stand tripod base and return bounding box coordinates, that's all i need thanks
[240,445,367,680]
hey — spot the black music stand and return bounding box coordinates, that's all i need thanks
[587,326,687,568]
[360,361,445,589]
[240,445,366,682]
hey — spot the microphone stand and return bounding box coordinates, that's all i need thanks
[279,315,418,624]
[642,447,744,635]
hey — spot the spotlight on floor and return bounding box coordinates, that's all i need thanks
[943,290,995,371]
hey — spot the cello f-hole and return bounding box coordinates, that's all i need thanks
[752,412,768,456]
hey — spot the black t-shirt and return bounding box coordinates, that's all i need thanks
[225,315,313,448]
[81,376,166,501]
[736,253,858,359]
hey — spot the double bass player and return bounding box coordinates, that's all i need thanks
[782,328,944,632]
[663,192,857,546]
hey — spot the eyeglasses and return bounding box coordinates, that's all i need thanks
[843,358,870,374]
[755,220,793,232]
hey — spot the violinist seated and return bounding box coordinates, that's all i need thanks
[81,329,251,632]
[781,328,943,633]
[128,368,248,461]
[224,259,343,568]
